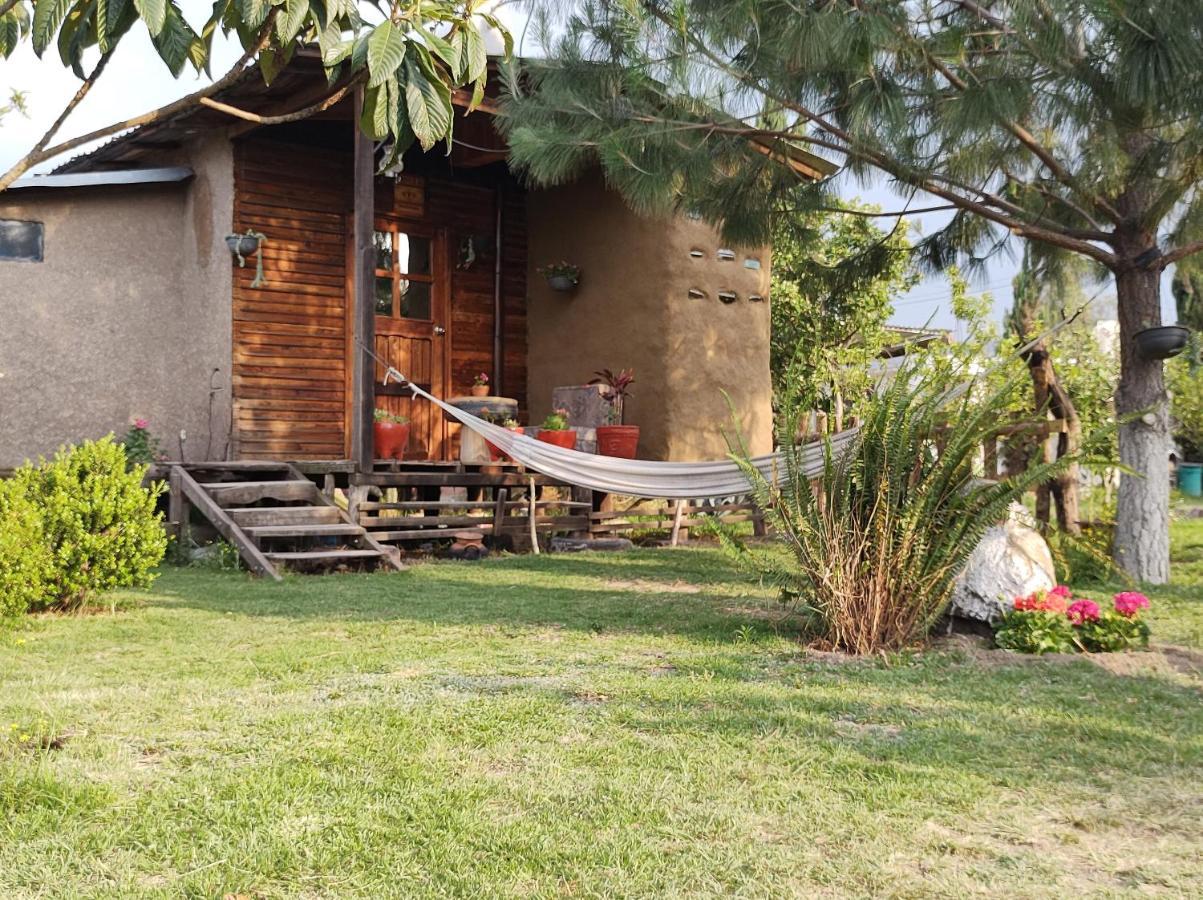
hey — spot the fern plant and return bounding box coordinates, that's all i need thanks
[725,363,1076,654]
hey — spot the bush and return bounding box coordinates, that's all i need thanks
[0,479,54,618]
[3,437,168,612]
[994,587,1151,654]
[726,362,1070,653]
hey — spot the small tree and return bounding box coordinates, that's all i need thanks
[770,201,919,423]
[504,0,1203,583]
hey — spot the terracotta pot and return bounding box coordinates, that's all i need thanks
[537,429,576,450]
[486,426,521,462]
[373,421,410,460]
[471,384,489,397]
[596,424,640,458]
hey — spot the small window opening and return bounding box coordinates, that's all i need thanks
[0,220,44,262]
[749,294,766,302]
[689,248,705,258]
[716,249,736,261]
[687,288,708,300]
[743,258,762,270]
[717,290,738,304]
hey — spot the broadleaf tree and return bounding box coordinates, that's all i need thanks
[501,0,1203,583]
[0,0,508,192]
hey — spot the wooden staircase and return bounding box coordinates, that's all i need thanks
[168,462,403,580]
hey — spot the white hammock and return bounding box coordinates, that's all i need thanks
[394,371,859,499]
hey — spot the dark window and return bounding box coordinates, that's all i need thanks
[0,220,43,262]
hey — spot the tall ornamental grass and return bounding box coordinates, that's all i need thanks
[728,365,1072,654]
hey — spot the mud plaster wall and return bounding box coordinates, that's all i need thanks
[525,172,772,461]
[0,134,234,468]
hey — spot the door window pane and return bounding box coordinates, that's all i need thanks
[374,277,394,315]
[400,280,432,319]
[397,234,431,274]
[373,230,393,271]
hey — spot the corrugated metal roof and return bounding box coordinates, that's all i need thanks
[9,166,193,190]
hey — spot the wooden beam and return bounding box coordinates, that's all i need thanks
[350,85,376,473]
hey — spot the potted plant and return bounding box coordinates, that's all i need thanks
[488,418,524,462]
[471,372,490,397]
[536,409,576,449]
[373,409,410,460]
[538,261,581,293]
[1134,322,1191,360]
[591,368,639,458]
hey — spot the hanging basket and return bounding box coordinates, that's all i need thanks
[225,229,268,287]
[1133,325,1190,360]
[546,274,578,293]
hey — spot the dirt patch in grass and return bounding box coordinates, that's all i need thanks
[603,578,702,594]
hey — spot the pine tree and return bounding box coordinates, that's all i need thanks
[502,0,1203,582]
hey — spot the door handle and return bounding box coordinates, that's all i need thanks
[433,325,446,336]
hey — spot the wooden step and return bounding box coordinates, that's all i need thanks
[202,480,318,506]
[245,523,365,538]
[265,549,385,562]
[228,506,342,527]
[182,461,294,472]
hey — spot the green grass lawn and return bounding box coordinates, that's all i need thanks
[2,523,1202,898]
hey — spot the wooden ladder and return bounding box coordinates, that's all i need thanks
[168,462,403,580]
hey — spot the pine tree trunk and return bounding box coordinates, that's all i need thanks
[1114,264,1171,583]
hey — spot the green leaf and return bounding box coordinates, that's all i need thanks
[151,3,193,76]
[404,51,452,152]
[273,0,306,43]
[463,23,486,82]
[359,83,387,139]
[32,0,74,55]
[366,19,405,88]
[55,0,94,75]
[1,3,31,59]
[467,75,484,114]
[420,26,458,74]
[480,12,510,60]
[97,0,129,51]
[234,0,269,32]
[132,0,165,35]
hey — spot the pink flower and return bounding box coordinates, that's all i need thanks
[1066,599,1101,625]
[1113,592,1150,618]
[133,418,149,430]
[1049,585,1072,598]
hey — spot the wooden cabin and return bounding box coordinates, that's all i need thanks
[0,54,834,528]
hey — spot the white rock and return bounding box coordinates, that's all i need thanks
[950,516,1056,623]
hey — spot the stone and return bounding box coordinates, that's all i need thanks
[949,515,1055,623]
[549,537,635,553]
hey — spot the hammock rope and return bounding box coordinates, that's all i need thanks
[377,360,857,499]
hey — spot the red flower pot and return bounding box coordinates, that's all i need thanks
[487,426,524,462]
[373,421,410,460]
[537,429,576,450]
[471,384,489,397]
[596,424,640,458]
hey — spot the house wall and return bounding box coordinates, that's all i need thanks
[0,137,234,469]
[525,173,773,461]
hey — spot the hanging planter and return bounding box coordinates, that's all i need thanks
[1134,325,1190,360]
[225,229,268,288]
[538,261,580,293]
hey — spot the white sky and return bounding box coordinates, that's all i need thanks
[0,5,1178,330]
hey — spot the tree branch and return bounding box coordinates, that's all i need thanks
[198,74,361,126]
[1158,239,1203,270]
[0,10,278,193]
[0,0,20,19]
[0,50,113,191]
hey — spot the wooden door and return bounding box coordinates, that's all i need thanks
[372,219,451,459]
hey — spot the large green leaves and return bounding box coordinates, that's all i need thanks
[132,0,165,35]
[404,50,453,152]
[1,3,31,59]
[366,19,405,87]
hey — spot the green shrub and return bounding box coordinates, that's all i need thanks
[7,437,168,611]
[726,361,1072,654]
[0,478,54,618]
[994,610,1076,654]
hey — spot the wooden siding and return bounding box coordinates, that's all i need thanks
[232,137,351,460]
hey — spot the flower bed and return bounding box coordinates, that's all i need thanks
[994,586,1151,654]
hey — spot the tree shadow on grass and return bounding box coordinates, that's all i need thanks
[147,553,799,644]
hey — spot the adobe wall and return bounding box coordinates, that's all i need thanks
[525,172,772,461]
[0,134,234,468]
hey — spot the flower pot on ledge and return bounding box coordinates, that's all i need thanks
[537,429,577,450]
[373,421,409,460]
[596,424,640,458]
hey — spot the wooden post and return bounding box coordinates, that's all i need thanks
[669,499,685,547]
[350,86,376,473]
[491,487,508,546]
[167,466,190,545]
[528,476,539,554]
